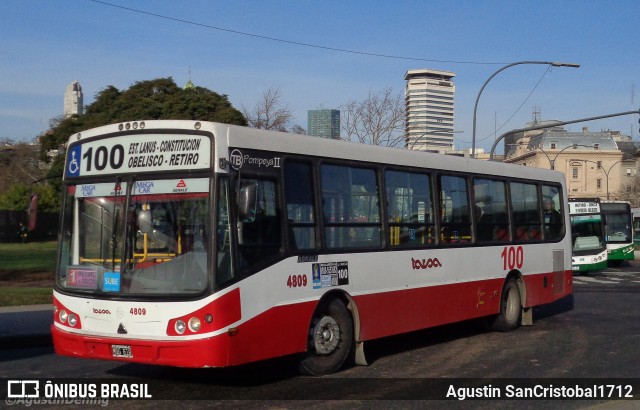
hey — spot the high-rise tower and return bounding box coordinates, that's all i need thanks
[404,69,455,153]
[64,81,83,118]
[308,109,340,139]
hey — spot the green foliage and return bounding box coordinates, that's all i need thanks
[0,183,60,212]
[32,77,247,211]
[0,184,30,211]
[39,77,247,161]
[34,184,61,213]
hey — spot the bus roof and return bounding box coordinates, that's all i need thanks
[67,120,565,184]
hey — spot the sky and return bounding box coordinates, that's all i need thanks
[1,0,639,154]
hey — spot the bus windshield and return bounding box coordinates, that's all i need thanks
[57,178,210,296]
[605,213,631,243]
[570,214,604,252]
[602,203,632,243]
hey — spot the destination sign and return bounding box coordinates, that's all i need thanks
[569,201,600,214]
[65,134,211,177]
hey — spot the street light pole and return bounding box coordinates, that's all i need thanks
[584,159,623,200]
[489,110,640,160]
[537,144,591,170]
[472,61,580,158]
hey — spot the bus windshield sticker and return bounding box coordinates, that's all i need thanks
[132,178,209,195]
[103,272,121,292]
[67,267,98,289]
[76,182,128,198]
[312,261,349,289]
[297,255,318,263]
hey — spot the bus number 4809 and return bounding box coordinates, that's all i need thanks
[501,246,524,270]
[287,274,307,288]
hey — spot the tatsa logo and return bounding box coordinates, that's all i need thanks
[411,257,442,270]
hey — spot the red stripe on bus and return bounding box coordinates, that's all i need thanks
[51,270,572,368]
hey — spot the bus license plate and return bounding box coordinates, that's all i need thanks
[111,345,132,358]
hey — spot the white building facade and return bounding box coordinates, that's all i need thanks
[64,81,83,118]
[404,69,455,153]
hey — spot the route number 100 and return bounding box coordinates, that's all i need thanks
[501,246,524,270]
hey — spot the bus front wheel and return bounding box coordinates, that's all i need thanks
[490,279,522,332]
[299,299,353,376]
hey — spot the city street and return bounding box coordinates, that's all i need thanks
[2,260,640,407]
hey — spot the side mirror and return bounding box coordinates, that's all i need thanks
[138,210,154,234]
[238,180,258,222]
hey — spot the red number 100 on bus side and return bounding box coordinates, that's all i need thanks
[501,246,524,270]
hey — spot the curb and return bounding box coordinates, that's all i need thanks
[0,304,53,314]
[0,304,53,349]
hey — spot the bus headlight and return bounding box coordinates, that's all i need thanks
[53,298,82,329]
[175,320,186,334]
[188,317,201,332]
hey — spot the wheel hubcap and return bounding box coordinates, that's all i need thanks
[313,315,340,355]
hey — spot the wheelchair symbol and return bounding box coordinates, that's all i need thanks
[68,151,79,174]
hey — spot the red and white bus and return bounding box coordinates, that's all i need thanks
[52,120,572,375]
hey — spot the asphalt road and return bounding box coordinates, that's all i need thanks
[2,260,640,408]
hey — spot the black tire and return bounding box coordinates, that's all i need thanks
[299,299,353,376]
[490,279,522,332]
[608,260,623,267]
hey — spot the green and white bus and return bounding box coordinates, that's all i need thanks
[633,208,640,246]
[569,198,607,273]
[601,200,634,266]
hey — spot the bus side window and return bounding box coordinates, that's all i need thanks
[321,164,382,250]
[237,178,283,271]
[473,178,509,243]
[284,161,316,251]
[385,170,434,248]
[510,182,541,242]
[439,175,471,244]
[542,185,564,241]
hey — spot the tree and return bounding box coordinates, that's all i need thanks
[40,78,246,158]
[0,138,63,212]
[341,87,405,147]
[616,175,640,207]
[243,87,294,132]
[36,77,247,203]
[0,183,59,212]
[0,141,46,193]
[290,124,307,135]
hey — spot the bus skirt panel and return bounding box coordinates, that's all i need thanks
[51,300,317,368]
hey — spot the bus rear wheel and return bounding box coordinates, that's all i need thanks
[490,279,522,332]
[299,299,353,376]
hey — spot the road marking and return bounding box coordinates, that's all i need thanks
[574,277,619,284]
